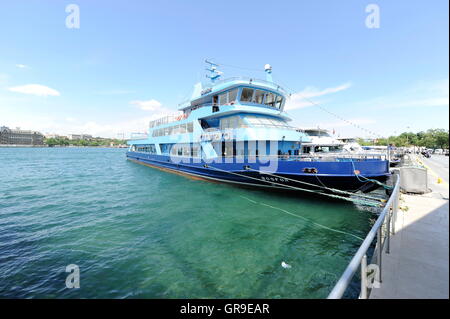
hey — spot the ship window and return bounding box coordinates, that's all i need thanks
[314,145,343,153]
[253,90,265,104]
[259,118,272,125]
[219,93,228,105]
[213,95,219,106]
[243,115,292,129]
[275,95,283,109]
[192,145,199,157]
[220,117,230,130]
[187,122,193,133]
[240,88,254,102]
[265,92,276,107]
[228,89,238,104]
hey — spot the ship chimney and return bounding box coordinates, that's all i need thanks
[264,64,273,82]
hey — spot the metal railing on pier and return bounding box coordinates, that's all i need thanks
[327,173,401,299]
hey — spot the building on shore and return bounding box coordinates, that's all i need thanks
[45,133,68,139]
[68,134,93,140]
[0,126,44,145]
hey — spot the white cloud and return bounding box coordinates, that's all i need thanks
[8,84,60,97]
[130,99,163,111]
[15,64,28,69]
[284,82,352,110]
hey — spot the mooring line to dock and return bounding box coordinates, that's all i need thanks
[350,159,393,190]
[206,165,383,207]
[245,167,386,203]
[239,195,364,241]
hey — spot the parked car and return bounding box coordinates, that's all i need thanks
[421,150,431,158]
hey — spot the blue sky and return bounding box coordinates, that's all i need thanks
[0,0,448,138]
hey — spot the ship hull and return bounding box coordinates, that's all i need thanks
[126,152,390,193]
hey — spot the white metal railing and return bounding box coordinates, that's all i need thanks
[129,132,148,139]
[149,114,184,129]
[222,153,386,161]
[327,173,400,299]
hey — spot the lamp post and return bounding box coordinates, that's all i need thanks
[406,126,410,146]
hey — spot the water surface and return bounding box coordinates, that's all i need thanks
[0,147,376,298]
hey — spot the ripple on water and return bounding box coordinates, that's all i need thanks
[0,147,378,298]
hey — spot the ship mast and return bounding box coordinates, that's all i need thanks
[205,60,222,84]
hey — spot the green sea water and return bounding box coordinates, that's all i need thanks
[0,147,378,298]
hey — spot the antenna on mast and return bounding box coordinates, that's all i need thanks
[205,59,222,83]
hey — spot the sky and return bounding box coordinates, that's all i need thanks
[0,0,448,138]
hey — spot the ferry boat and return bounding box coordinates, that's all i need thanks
[337,137,364,153]
[126,62,390,193]
[297,128,345,155]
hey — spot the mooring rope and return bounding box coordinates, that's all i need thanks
[206,165,382,207]
[239,195,364,241]
[245,167,386,203]
[350,160,393,190]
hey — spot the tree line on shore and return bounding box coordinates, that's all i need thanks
[44,129,449,149]
[357,129,449,149]
[45,137,125,147]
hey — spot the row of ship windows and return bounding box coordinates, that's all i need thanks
[150,116,292,139]
[220,115,292,130]
[135,145,157,153]
[213,88,284,109]
[134,143,343,156]
[152,122,194,137]
[240,88,284,109]
[133,143,200,157]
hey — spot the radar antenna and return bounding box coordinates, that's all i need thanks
[205,59,222,83]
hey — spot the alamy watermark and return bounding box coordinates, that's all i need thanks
[65,4,80,29]
[65,264,80,288]
[365,4,380,29]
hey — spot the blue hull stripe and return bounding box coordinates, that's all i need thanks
[126,152,390,193]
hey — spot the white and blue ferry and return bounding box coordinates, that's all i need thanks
[126,62,390,193]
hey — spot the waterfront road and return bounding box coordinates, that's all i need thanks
[419,154,449,199]
[421,154,449,182]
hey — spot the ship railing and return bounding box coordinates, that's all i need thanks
[288,154,387,161]
[218,153,388,161]
[203,127,221,133]
[149,114,183,129]
[130,132,148,139]
[327,173,401,299]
